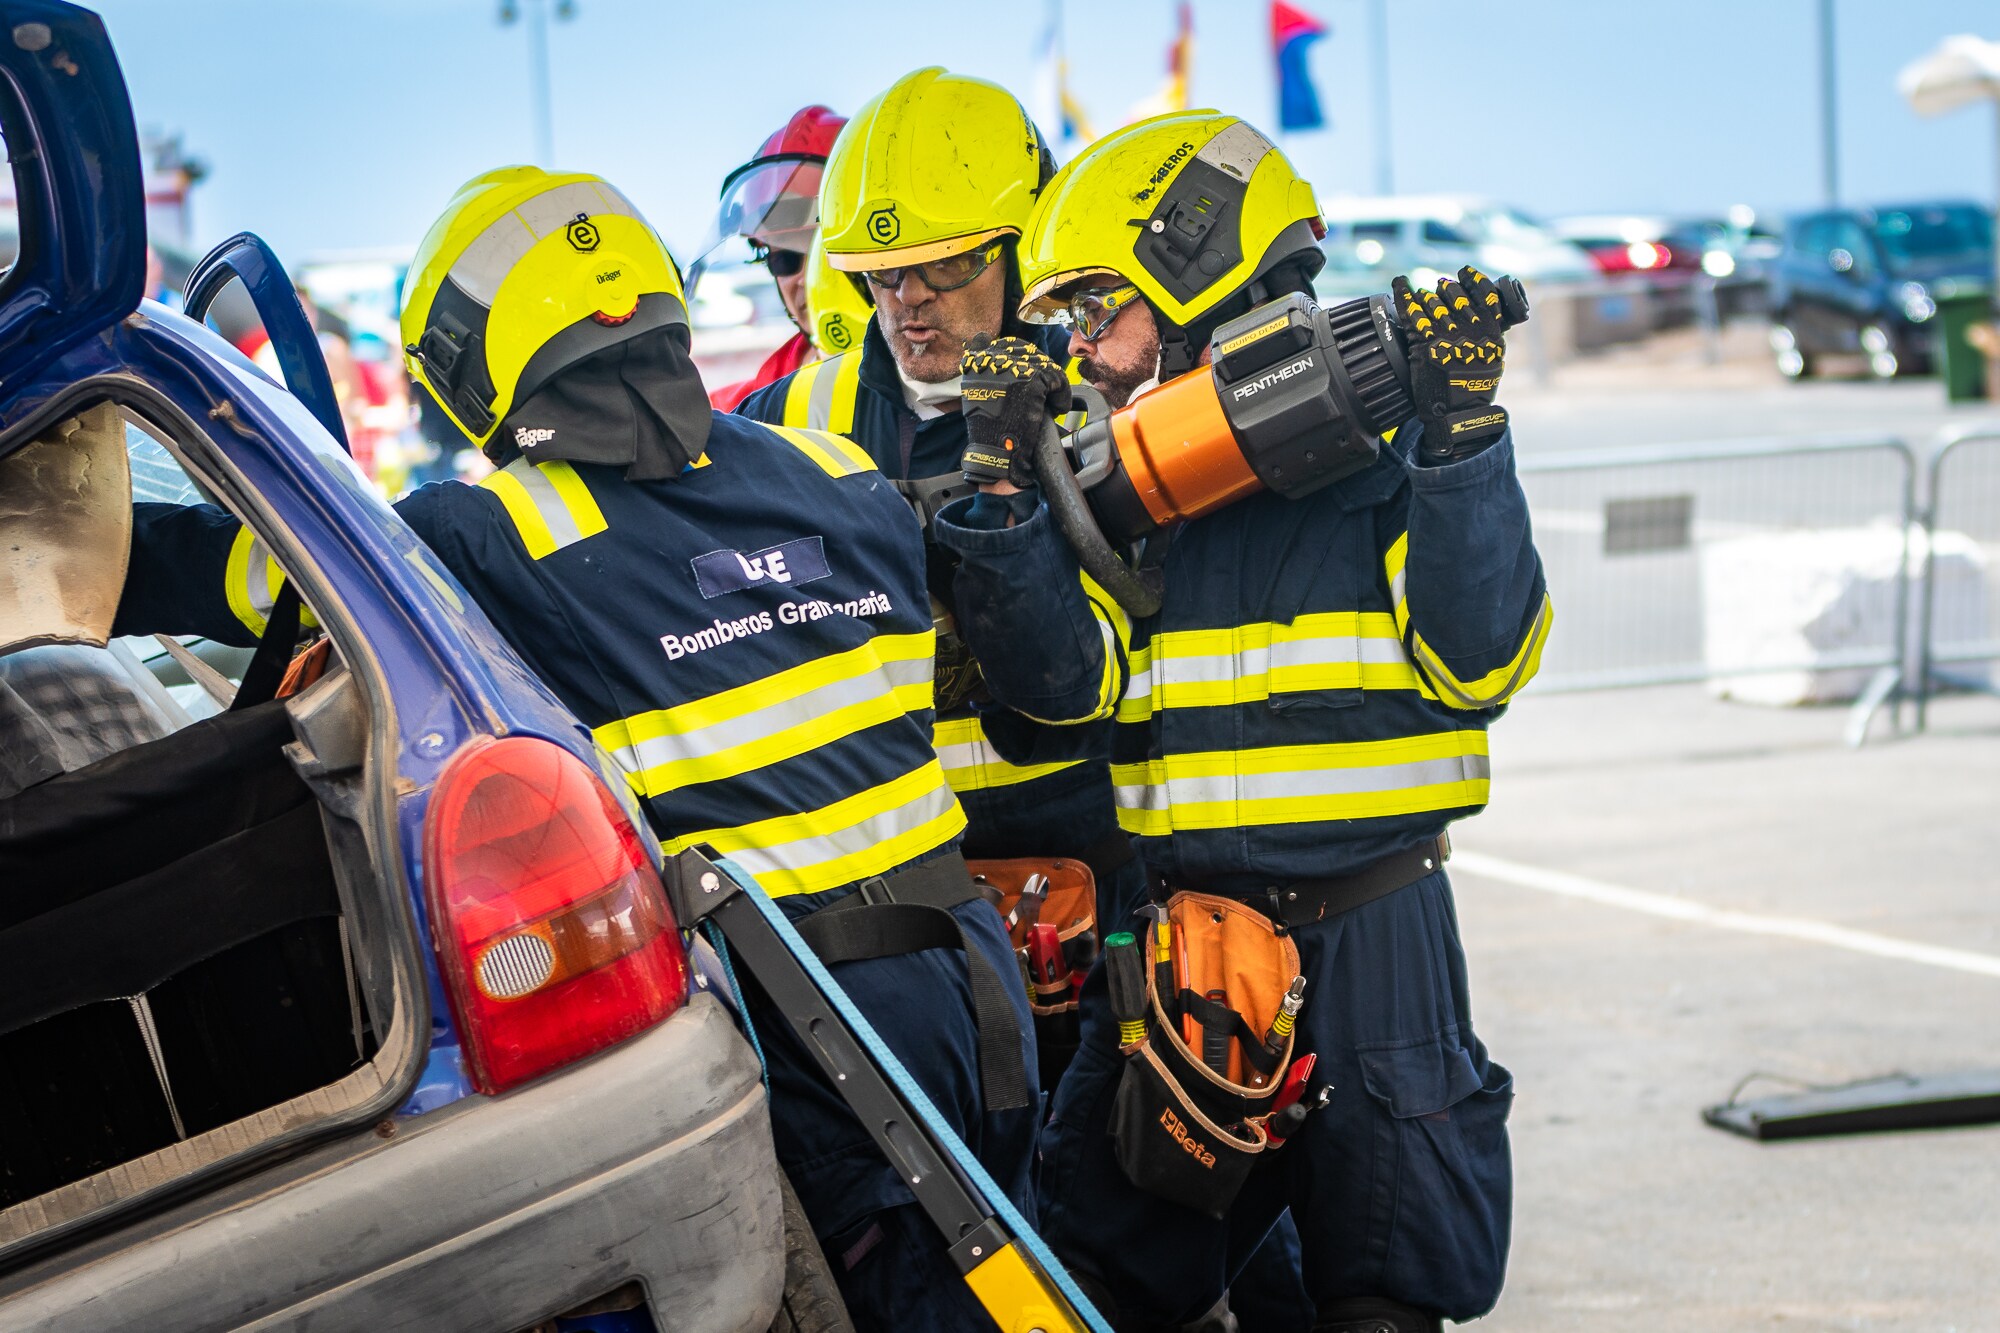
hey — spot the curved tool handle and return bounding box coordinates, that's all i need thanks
[185,232,350,452]
[1035,414,1161,618]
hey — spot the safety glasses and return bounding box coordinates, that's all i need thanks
[757,246,807,278]
[1050,284,1141,341]
[861,242,1004,294]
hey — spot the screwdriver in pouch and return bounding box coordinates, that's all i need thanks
[1103,931,1148,1047]
[1250,976,1308,1088]
[1145,906,1177,1022]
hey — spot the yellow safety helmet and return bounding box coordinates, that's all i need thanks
[805,231,872,356]
[1017,113,1324,373]
[400,165,689,446]
[818,67,1050,272]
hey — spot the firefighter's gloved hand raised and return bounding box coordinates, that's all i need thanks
[959,334,1070,488]
[1394,265,1510,465]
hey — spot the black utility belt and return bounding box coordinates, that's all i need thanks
[792,852,1032,1113]
[1153,833,1451,934]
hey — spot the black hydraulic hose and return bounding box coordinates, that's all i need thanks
[1034,417,1161,618]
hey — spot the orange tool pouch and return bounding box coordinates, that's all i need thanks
[1109,891,1304,1218]
[967,855,1098,1088]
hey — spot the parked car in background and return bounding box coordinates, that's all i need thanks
[1321,195,1598,286]
[0,7,832,1330]
[1768,201,1993,380]
[1547,215,1702,278]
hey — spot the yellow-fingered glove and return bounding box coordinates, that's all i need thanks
[1394,265,1510,464]
[959,334,1070,487]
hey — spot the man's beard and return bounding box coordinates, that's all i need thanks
[883,322,971,382]
[1078,350,1159,409]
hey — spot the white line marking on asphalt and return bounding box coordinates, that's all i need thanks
[1453,849,2000,979]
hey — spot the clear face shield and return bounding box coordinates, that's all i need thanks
[681,155,825,295]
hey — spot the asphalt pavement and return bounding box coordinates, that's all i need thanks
[1441,348,2000,1331]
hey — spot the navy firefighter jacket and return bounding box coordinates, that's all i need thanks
[934,419,1553,891]
[114,412,965,898]
[737,319,1129,865]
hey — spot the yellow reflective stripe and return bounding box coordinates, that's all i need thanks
[1150,612,1424,707]
[479,459,606,560]
[1385,531,1412,636]
[1078,570,1133,722]
[479,468,555,559]
[932,714,1084,793]
[661,760,967,897]
[1116,644,1154,724]
[1386,529,1549,708]
[1412,594,1554,710]
[1110,731,1489,835]
[781,357,828,427]
[826,351,862,434]
[594,632,936,784]
[224,526,268,635]
[765,424,876,478]
[223,526,319,636]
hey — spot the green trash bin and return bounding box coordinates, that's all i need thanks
[1935,284,1993,402]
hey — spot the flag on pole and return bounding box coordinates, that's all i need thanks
[1271,1,1329,132]
[1124,3,1195,123]
[1032,0,1096,146]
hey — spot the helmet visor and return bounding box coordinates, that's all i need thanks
[684,156,824,290]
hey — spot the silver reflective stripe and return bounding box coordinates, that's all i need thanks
[603,654,933,782]
[807,352,843,430]
[1154,633,1405,687]
[1197,122,1273,182]
[1390,564,1407,613]
[934,732,998,773]
[717,777,961,882]
[508,458,588,551]
[242,539,277,618]
[451,180,643,305]
[1112,780,1172,814]
[1154,752,1490,808]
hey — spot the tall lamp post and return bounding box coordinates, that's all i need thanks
[1817,0,1839,206]
[498,0,576,167]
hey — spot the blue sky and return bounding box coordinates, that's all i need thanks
[90,0,1997,264]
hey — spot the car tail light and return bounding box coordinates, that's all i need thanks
[1627,240,1665,270]
[425,736,688,1093]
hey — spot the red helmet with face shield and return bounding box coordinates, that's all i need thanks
[684,105,847,290]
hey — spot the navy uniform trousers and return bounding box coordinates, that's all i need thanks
[1037,870,1512,1330]
[750,883,1040,1333]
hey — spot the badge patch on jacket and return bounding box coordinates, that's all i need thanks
[691,536,831,598]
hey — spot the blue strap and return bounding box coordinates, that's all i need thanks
[698,920,768,1094]
[718,859,1112,1333]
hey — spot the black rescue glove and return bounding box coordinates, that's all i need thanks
[1394,265,1510,465]
[959,333,1071,487]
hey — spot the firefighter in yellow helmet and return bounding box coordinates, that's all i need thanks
[805,230,871,357]
[738,71,1150,1102]
[121,166,1039,1333]
[935,112,1551,1333]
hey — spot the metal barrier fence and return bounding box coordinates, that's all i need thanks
[1915,424,2000,729]
[1516,435,1919,741]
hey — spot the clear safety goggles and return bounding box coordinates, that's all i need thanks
[861,241,1004,294]
[1030,283,1141,341]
